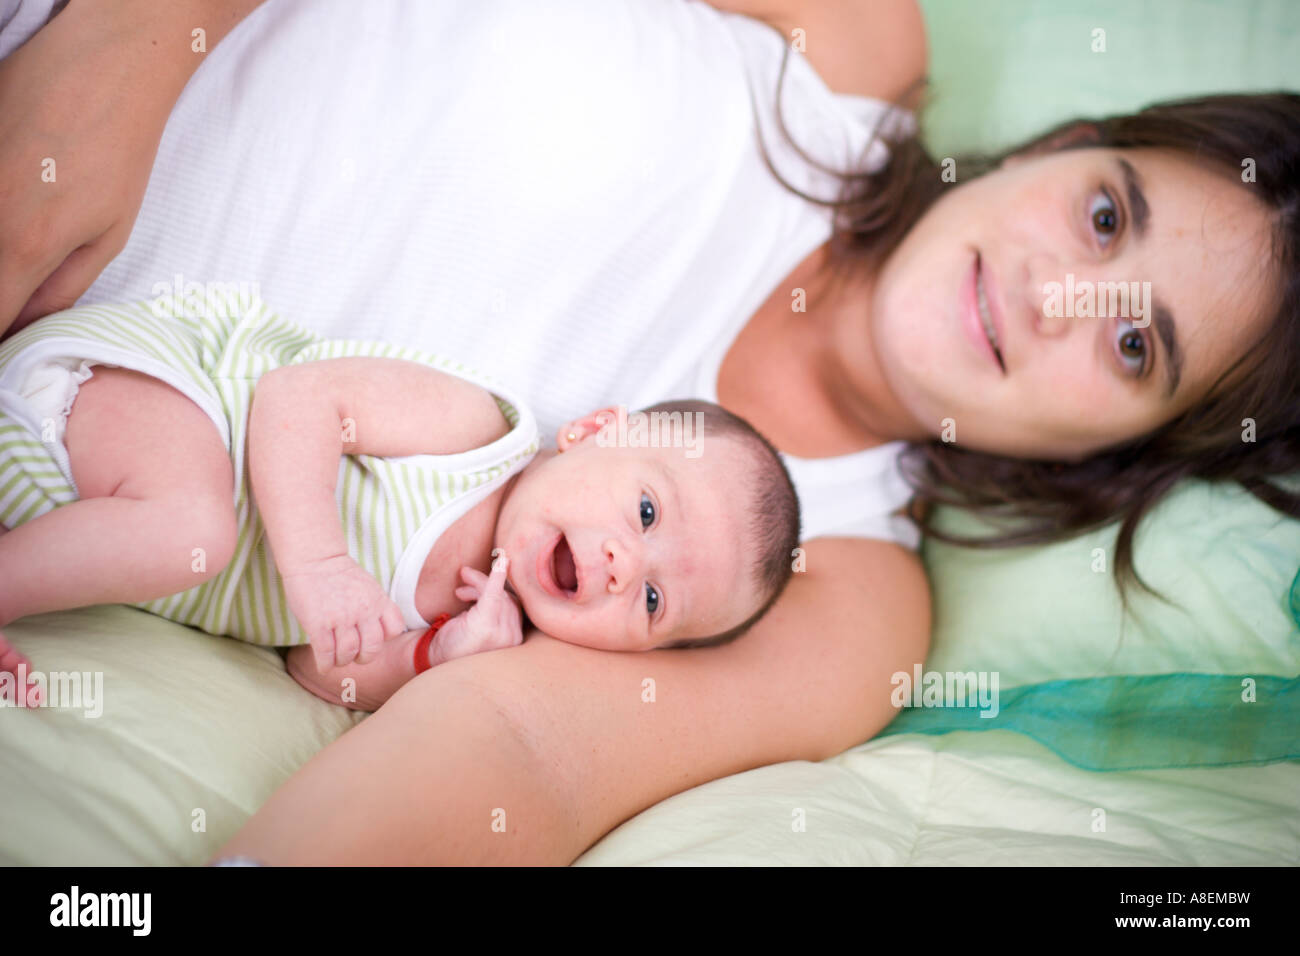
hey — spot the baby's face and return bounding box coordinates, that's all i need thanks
[493,413,763,651]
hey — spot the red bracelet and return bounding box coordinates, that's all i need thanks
[413,613,452,675]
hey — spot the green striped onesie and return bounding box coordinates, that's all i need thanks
[0,294,540,645]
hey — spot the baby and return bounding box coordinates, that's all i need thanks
[0,297,801,711]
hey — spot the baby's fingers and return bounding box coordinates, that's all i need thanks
[333,624,361,668]
[355,616,385,665]
[484,553,509,595]
[357,601,405,664]
[459,565,489,589]
[310,630,337,674]
[380,602,406,641]
[454,585,479,603]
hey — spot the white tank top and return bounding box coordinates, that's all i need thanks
[2,0,919,548]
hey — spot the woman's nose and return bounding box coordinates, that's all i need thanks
[1028,253,1072,337]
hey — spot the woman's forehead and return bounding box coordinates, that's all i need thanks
[1123,149,1278,388]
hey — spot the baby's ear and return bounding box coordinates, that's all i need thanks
[555,405,624,451]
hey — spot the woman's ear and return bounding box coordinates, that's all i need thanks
[555,405,624,451]
[1000,120,1104,170]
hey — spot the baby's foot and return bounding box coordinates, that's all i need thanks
[0,629,42,707]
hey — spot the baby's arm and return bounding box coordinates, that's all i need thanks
[435,557,525,663]
[248,356,510,670]
[286,558,523,711]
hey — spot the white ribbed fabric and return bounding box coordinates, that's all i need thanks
[2,0,919,548]
[0,297,540,642]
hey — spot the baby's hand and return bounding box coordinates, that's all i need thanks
[433,555,524,665]
[281,554,408,671]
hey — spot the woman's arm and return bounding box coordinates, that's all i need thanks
[699,0,927,105]
[0,0,265,337]
[216,534,930,864]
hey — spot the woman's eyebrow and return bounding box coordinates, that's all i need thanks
[1117,157,1150,239]
[1153,302,1183,397]
[1116,156,1181,396]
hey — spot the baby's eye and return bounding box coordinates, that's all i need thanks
[1090,189,1119,247]
[645,581,660,615]
[1114,317,1148,377]
[639,492,656,529]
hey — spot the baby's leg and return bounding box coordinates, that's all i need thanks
[0,367,238,700]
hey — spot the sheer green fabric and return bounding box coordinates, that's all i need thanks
[878,673,1300,771]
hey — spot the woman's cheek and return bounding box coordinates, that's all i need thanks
[1052,377,1149,455]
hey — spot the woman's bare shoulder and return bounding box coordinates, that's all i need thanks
[699,0,928,105]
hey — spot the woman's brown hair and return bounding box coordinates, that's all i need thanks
[749,29,1300,605]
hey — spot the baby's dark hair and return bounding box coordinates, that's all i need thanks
[630,399,801,650]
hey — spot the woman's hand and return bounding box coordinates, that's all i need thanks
[0,21,153,333]
[0,0,265,338]
[281,554,408,671]
[433,556,524,665]
[285,626,431,713]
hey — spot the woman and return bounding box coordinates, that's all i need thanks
[1,0,1295,865]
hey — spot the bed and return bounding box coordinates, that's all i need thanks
[2,0,1298,865]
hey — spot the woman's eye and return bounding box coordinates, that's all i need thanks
[645,582,660,615]
[639,492,656,529]
[1090,190,1120,246]
[1114,317,1148,376]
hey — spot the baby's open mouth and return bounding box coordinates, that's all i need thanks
[552,534,579,596]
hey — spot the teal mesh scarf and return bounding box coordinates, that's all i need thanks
[876,567,1300,772]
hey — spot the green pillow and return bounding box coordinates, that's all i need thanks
[891,483,1300,770]
[918,0,1300,157]
[0,606,364,864]
[890,0,1300,770]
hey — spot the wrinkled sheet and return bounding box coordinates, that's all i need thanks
[2,607,1293,865]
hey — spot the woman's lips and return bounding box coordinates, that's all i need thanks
[962,252,1005,373]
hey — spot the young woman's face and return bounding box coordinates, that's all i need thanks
[868,146,1278,460]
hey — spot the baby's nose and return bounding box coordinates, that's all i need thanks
[603,537,640,594]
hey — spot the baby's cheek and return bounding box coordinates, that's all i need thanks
[526,603,586,645]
